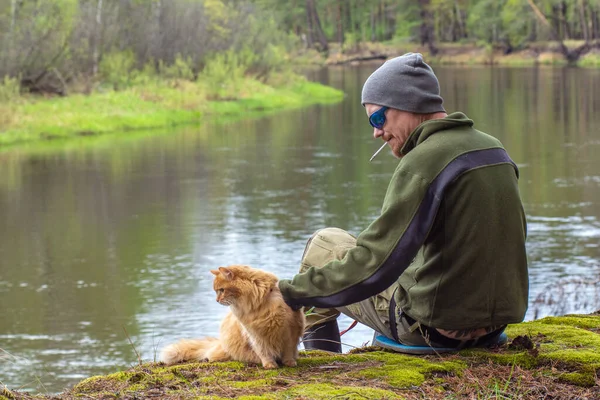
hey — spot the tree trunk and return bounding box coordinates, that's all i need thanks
[305,0,315,49]
[306,0,328,52]
[93,0,103,77]
[337,0,343,44]
[152,0,162,65]
[578,0,590,42]
[8,0,17,63]
[551,5,560,37]
[561,2,571,40]
[454,1,465,41]
[344,0,353,41]
[592,9,599,39]
[526,0,591,63]
[419,0,438,55]
[10,0,17,34]
[370,9,376,42]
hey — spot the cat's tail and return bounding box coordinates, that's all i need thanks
[160,337,220,365]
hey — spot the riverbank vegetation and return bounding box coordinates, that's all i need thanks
[0,1,342,146]
[263,0,600,65]
[2,0,600,97]
[2,0,600,146]
[3,313,599,399]
[3,0,600,97]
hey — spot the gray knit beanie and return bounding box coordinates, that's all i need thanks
[361,52,445,114]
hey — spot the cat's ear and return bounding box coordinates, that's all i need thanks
[210,269,220,276]
[218,266,234,280]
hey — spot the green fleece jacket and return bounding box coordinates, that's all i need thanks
[278,112,528,330]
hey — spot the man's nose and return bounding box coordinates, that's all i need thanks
[373,128,384,139]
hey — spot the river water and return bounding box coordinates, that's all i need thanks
[1,66,599,393]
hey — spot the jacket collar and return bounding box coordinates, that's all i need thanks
[400,112,474,156]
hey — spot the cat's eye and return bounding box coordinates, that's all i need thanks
[217,288,224,294]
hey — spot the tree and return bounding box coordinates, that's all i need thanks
[305,0,328,51]
[526,0,595,63]
[419,0,438,55]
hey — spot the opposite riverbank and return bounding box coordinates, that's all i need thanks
[324,40,600,67]
[2,39,598,150]
[0,76,344,149]
[4,313,599,399]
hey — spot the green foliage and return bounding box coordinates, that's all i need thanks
[579,52,600,67]
[99,51,137,90]
[467,0,505,45]
[501,0,535,49]
[394,3,422,41]
[3,0,600,97]
[342,32,359,53]
[199,49,254,99]
[0,75,21,103]
[159,56,196,81]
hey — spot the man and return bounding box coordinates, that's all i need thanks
[278,53,529,353]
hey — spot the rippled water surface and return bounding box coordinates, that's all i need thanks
[1,66,599,393]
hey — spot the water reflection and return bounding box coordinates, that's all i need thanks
[1,66,599,393]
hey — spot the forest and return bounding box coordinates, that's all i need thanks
[1,0,599,95]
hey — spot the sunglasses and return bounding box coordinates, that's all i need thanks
[368,106,388,129]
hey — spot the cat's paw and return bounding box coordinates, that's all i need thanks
[282,359,297,367]
[262,361,278,369]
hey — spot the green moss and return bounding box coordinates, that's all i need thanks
[123,383,146,392]
[43,315,600,399]
[228,378,274,389]
[295,353,372,367]
[72,373,129,393]
[531,314,600,330]
[558,371,597,387]
[359,365,426,387]
[0,387,14,400]
[460,315,600,386]
[280,383,398,399]
[509,317,600,346]
[354,354,466,387]
[460,349,539,369]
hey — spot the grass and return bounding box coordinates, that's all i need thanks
[4,314,600,399]
[579,51,600,67]
[0,76,344,148]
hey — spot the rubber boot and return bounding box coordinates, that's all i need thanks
[302,320,342,353]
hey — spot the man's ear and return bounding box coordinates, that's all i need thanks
[218,266,234,280]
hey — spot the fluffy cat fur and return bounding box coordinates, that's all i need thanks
[160,265,305,369]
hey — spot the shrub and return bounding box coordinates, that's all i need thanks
[158,55,196,81]
[99,51,136,90]
[200,50,249,99]
[0,75,21,103]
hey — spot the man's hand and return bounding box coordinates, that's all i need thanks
[278,280,303,310]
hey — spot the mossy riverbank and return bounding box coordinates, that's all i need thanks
[4,313,599,399]
[0,77,344,148]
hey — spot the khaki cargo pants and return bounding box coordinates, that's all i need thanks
[300,227,397,340]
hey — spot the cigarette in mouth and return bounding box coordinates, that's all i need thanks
[369,141,388,162]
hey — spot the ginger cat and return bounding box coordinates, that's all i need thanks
[160,265,305,369]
